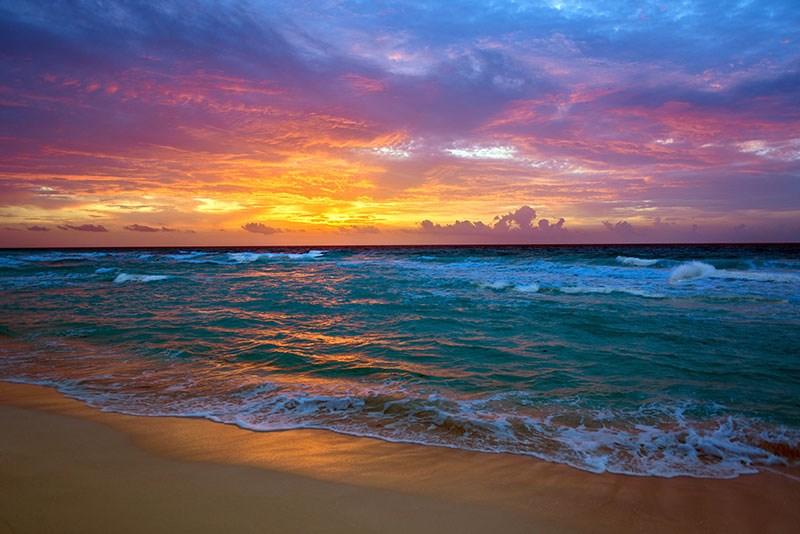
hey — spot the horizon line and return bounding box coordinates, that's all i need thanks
[2,241,799,251]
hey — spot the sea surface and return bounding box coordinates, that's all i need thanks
[1,244,799,478]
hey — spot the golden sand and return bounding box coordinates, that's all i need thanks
[1,381,798,533]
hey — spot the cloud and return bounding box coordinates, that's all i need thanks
[57,224,108,232]
[445,145,517,160]
[27,225,50,231]
[493,205,537,231]
[601,220,644,242]
[420,219,492,234]
[420,206,568,242]
[242,222,283,234]
[341,73,386,94]
[538,218,565,231]
[602,220,636,236]
[123,224,178,232]
[124,224,158,232]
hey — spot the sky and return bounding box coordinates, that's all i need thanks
[1,0,798,246]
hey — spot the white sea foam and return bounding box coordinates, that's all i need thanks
[166,251,211,261]
[95,267,116,274]
[6,360,799,480]
[542,415,788,478]
[207,392,798,479]
[515,283,540,293]
[616,256,660,267]
[113,273,171,283]
[670,261,799,283]
[228,252,262,264]
[270,250,326,260]
[669,261,718,282]
[480,280,511,290]
[228,250,326,263]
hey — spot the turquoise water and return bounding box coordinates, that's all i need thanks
[1,245,799,478]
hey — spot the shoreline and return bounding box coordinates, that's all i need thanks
[2,381,799,533]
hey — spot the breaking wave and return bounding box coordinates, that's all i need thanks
[228,250,326,263]
[113,273,171,283]
[670,261,800,283]
[617,256,660,267]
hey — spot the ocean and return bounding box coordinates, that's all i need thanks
[1,244,799,478]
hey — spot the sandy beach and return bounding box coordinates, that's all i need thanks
[0,381,798,533]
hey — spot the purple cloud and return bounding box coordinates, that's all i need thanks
[27,225,50,231]
[123,224,178,233]
[603,221,636,235]
[420,206,568,242]
[242,222,283,235]
[57,224,108,232]
[124,224,158,232]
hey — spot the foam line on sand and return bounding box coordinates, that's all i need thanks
[1,381,799,533]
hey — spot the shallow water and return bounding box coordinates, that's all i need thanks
[1,244,799,478]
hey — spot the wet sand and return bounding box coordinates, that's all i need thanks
[1,381,798,533]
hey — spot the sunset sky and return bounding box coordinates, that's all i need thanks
[1,0,798,246]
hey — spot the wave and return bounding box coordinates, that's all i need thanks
[616,256,660,267]
[113,273,171,284]
[22,252,108,262]
[165,251,211,261]
[177,396,800,478]
[0,257,26,269]
[515,283,541,293]
[227,252,262,264]
[0,275,78,289]
[19,374,795,479]
[557,286,665,298]
[479,280,512,290]
[478,280,540,293]
[670,261,800,283]
[228,250,326,264]
[669,261,717,282]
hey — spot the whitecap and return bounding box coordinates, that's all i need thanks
[670,261,799,283]
[616,256,660,267]
[113,273,171,284]
[266,250,326,260]
[669,261,717,282]
[228,252,263,264]
[228,250,326,264]
[166,251,211,261]
[515,283,540,293]
[479,280,511,290]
